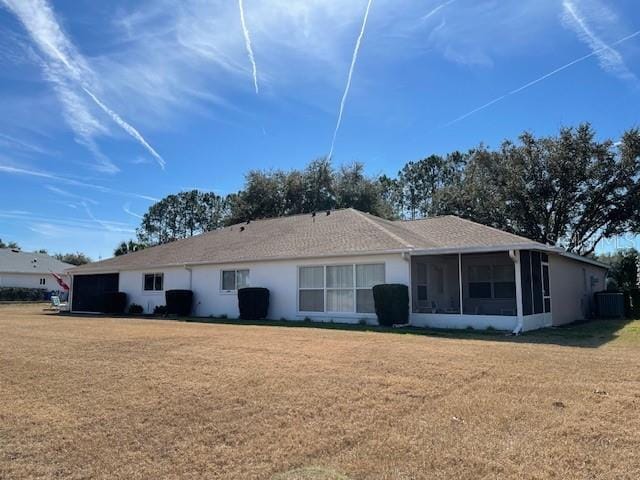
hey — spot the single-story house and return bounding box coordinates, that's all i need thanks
[66,208,607,332]
[0,248,72,291]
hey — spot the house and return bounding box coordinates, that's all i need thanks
[0,248,72,291]
[66,209,607,332]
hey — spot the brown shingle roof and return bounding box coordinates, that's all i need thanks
[68,209,543,273]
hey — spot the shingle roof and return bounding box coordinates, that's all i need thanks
[0,249,74,274]
[69,209,545,274]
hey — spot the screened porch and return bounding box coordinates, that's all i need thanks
[410,252,517,316]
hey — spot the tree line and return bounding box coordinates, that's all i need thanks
[120,123,640,257]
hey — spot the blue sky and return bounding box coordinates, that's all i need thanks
[0,0,639,259]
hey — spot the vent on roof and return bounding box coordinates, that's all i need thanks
[326,210,331,216]
[246,220,251,224]
[311,212,316,217]
[240,226,245,232]
[11,248,20,253]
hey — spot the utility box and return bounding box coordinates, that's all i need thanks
[595,292,625,318]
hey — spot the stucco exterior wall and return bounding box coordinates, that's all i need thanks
[117,253,410,321]
[0,272,53,289]
[548,254,607,326]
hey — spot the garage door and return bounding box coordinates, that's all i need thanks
[71,274,119,312]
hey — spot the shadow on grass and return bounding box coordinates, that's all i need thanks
[59,311,639,348]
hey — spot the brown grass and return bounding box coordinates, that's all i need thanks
[1,304,640,479]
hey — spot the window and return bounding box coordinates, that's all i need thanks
[143,273,163,291]
[298,263,384,314]
[221,269,250,291]
[299,266,324,312]
[468,265,492,299]
[468,264,515,299]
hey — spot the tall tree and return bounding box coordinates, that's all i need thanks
[598,248,639,291]
[137,190,228,245]
[431,124,640,254]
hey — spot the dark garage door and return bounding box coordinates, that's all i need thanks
[72,274,119,312]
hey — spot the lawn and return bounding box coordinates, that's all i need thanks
[1,304,640,479]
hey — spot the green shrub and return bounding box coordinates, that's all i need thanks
[0,287,48,302]
[165,290,193,316]
[238,287,270,320]
[372,284,409,326]
[128,303,144,315]
[103,292,127,314]
[153,305,167,316]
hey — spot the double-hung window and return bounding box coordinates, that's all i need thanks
[298,263,385,314]
[143,273,163,291]
[221,269,250,292]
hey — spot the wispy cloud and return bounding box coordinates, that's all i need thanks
[421,0,455,22]
[238,0,259,94]
[329,0,374,159]
[0,163,159,201]
[45,185,98,205]
[443,29,640,127]
[0,132,55,156]
[122,202,143,220]
[562,0,638,84]
[1,0,164,171]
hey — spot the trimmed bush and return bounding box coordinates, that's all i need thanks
[372,284,409,326]
[103,292,127,314]
[165,290,193,316]
[128,303,143,315]
[238,287,270,320]
[153,305,167,316]
[0,287,48,302]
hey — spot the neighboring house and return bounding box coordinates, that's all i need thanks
[66,209,607,332]
[0,249,73,291]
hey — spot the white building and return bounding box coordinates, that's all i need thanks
[0,248,72,291]
[67,209,608,332]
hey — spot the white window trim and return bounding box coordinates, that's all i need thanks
[297,262,385,316]
[220,269,250,294]
[142,272,164,294]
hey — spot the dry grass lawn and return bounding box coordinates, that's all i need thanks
[1,304,640,479]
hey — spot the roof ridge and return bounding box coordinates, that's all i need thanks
[351,209,415,249]
[451,215,542,244]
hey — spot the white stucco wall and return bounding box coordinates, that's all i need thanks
[549,254,607,326]
[117,253,410,321]
[0,272,54,289]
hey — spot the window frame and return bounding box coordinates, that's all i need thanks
[297,263,385,315]
[220,269,250,293]
[142,272,164,292]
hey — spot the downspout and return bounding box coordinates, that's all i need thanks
[509,250,524,335]
[184,265,193,290]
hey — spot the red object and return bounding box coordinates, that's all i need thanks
[51,271,70,291]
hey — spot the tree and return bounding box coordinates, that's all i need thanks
[137,190,229,246]
[427,124,640,254]
[54,252,92,266]
[302,157,336,212]
[598,249,639,291]
[0,239,19,249]
[114,240,147,257]
[335,162,394,218]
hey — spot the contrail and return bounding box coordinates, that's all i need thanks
[444,29,640,127]
[421,0,456,22]
[328,0,373,159]
[238,0,259,94]
[82,87,165,169]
